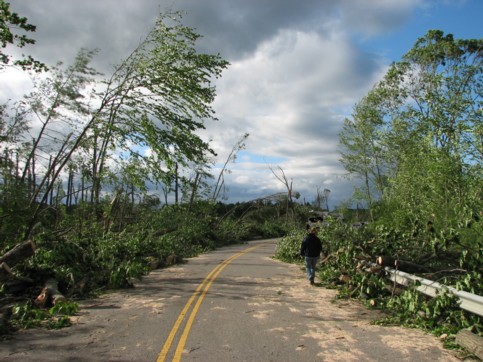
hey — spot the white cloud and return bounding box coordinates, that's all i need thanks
[202,28,385,203]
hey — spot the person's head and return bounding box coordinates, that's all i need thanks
[309,227,319,234]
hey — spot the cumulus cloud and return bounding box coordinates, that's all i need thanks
[202,28,384,203]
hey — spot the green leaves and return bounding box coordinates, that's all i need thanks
[1,10,230,240]
[7,300,78,332]
[92,11,229,202]
[0,0,47,71]
[338,29,482,270]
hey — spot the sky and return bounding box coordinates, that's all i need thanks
[2,0,482,208]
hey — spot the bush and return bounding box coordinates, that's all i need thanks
[274,229,305,263]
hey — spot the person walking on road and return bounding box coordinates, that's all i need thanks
[300,226,323,285]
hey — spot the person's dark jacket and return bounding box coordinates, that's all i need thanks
[300,233,322,257]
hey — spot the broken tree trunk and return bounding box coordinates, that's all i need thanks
[0,260,35,294]
[455,329,483,360]
[35,278,66,307]
[376,256,430,273]
[0,262,13,281]
[0,305,12,330]
[3,276,35,294]
[376,256,396,267]
[0,240,36,267]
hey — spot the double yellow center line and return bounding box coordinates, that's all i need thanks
[157,244,261,362]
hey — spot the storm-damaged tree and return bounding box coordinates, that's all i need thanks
[212,133,249,201]
[323,188,330,211]
[184,164,214,210]
[1,11,229,240]
[269,165,299,222]
[338,30,482,270]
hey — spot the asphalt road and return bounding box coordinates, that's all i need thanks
[0,239,459,361]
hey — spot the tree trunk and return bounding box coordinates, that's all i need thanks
[376,255,430,273]
[455,329,483,360]
[0,262,13,281]
[4,276,35,294]
[376,255,396,267]
[35,278,66,307]
[0,240,36,267]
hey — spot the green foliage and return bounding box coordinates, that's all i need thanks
[1,10,230,240]
[346,272,389,300]
[0,0,47,71]
[49,300,78,316]
[276,206,481,338]
[332,30,482,339]
[338,29,482,259]
[7,300,78,333]
[0,183,32,247]
[94,233,150,289]
[274,229,305,263]
[375,286,481,341]
[7,199,298,302]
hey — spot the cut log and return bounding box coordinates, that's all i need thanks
[159,254,179,268]
[35,278,66,307]
[455,329,483,360]
[339,274,350,284]
[3,276,35,294]
[35,287,49,308]
[0,262,13,281]
[46,278,66,305]
[165,254,178,266]
[0,305,12,330]
[0,240,36,267]
[376,255,430,273]
[376,256,396,267]
[394,260,430,273]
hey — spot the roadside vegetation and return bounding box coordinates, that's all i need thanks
[275,30,482,355]
[0,2,481,355]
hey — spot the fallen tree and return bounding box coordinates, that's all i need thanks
[35,278,66,307]
[0,240,36,267]
[376,255,430,273]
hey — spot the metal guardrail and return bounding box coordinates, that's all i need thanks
[371,263,483,317]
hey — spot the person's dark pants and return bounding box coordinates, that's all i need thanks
[304,256,318,284]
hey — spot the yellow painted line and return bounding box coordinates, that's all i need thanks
[157,256,233,361]
[157,245,261,362]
